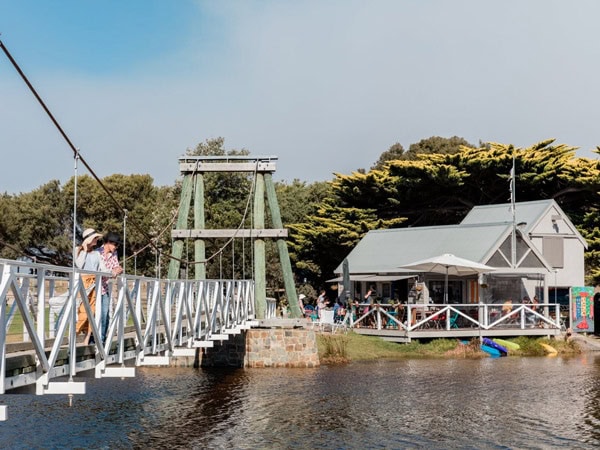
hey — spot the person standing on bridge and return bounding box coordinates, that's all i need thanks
[97,232,123,345]
[75,228,105,345]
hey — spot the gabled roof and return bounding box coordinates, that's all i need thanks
[461,198,586,246]
[334,199,584,276]
[460,199,554,233]
[334,223,512,274]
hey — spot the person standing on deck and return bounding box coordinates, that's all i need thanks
[317,290,329,318]
[97,232,123,345]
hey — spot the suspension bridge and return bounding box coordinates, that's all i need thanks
[0,257,284,421]
[0,152,313,422]
[0,40,312,422]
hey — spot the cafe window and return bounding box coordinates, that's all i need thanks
[543,236,564,268]
[428,280,463,304]
[354,281,362,296]
[382,283,391,300]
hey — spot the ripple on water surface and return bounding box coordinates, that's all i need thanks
[1,356,600,449]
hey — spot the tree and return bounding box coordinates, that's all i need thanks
[271,179,331,291]
[0,180,71,264]
[292,139,600,284]
[372,142,405,170]
[289,200,405,288]
[405,136,473,160]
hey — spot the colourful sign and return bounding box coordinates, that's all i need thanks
[570,286,595,333]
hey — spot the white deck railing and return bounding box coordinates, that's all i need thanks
[341,302,563,332]
[0,258,257,420]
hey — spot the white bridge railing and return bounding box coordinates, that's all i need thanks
[0,258,260,421]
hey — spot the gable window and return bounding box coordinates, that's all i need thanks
[543,236,564,268]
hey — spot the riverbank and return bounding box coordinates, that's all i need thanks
[317,331,583,364]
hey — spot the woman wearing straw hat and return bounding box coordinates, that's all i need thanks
[75,228,106,345]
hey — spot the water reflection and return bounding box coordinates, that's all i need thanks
[2,356,600,449]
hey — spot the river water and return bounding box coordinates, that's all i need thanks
[2,354,600,449]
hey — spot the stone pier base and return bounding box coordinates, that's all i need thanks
[245,327,319,368]
[199,320,320,368]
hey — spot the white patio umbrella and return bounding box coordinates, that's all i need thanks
[399,253,495,303]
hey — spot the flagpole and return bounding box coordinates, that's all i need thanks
[510,151,517,268]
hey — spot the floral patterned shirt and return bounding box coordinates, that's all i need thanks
[98,246,121,295]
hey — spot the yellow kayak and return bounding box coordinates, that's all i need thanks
[540,342,558,355]
[493,338,520,351]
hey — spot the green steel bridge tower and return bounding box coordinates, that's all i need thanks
[167,156,302,319]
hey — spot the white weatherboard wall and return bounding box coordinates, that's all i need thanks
[528,203,586,287]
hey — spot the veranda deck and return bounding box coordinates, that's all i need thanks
[332,302,565,343]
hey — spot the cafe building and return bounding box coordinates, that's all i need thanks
[332,199,587,306]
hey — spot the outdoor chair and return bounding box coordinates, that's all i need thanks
[318,309,337,333]
[449,312,460,329]
[304,305,318,322]
[429,312,445,329]
[334,311,348,333]
[385,310,398,329]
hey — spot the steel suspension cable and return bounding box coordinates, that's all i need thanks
[0,39,186,266]
[2,38,265,273]
[71,150,80,271]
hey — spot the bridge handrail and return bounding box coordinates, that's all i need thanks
[0,259,256,402]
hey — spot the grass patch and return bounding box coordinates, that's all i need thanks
[316,332,582,364]
[317,333,474,362]
[509,335,581,356]
[318,334,350,364]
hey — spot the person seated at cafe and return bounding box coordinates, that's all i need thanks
[502,298,517,322]
[379,296,400,329]
[351,299,360,327]
[528,295,540,326]
[532,295,540,310]
[392,297,406,324]
[333,300,342,321]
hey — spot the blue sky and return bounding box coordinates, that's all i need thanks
[1,0,600,193]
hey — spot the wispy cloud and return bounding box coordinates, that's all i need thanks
[2,0,600,193]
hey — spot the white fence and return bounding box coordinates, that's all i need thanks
[342,302,563,332]
[0,258,258,420]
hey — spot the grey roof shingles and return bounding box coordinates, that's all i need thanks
[336,223,511,274]
[460,199,553,233]
[334,199,583,275]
